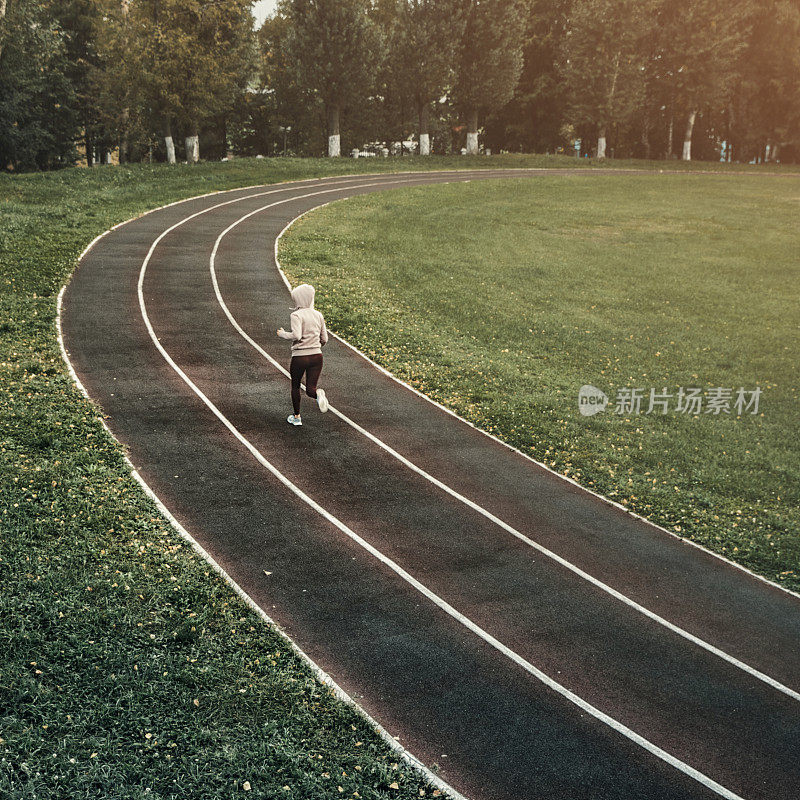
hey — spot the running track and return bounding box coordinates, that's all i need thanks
[60,170,800,800]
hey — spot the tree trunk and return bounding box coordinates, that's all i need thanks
[465,108,479,155]
[641,114,652,160]
[327,104,340,157]
[118,0,130,163]
[164,118,176,164]
[597,125,607,159]
[682,110,697,161]
[726,101,734,162]
[0,0,6,60]
[221,116,233,159]
[666,114,674,159]
[771,143,780,163]
[418,101,430,156]
[185,121,199,163]
[85,124,94,167]
[119,108,130,164]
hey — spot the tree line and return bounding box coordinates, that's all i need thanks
[1,0,799,171]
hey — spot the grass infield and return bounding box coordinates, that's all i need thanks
[279,174,800,592]
[1,155,798,799]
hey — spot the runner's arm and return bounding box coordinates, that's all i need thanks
[278,313,302,341]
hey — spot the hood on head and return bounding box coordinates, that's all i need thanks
[291,283,315,310]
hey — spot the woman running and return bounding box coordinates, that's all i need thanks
[277,283,329,426]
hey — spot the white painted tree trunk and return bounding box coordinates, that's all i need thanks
[119,107,130,164]
[465,109,479,155]
[327,103,341,157]
[418,102,430,155]
[185,135,199,163]
[666,115,674,158]
[682,110,697,161]
[165,136,176,164]
[597,133,607,159]
[0,0,7,60]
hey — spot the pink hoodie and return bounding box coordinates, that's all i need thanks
[278,284,329,355]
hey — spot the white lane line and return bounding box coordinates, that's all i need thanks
[210,197,800,706]
[139,183,750,800]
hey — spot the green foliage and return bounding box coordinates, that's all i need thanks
[485,0,571,153]
[255,9,326,155]
[455,0,530,126]
[391,0,466,115]
[133,0,257,135]
[0,0,81,170]
[84,0,257,163]
[733,0,800,161]
[3,0,800,167]
[88,0,151,163]
[282,0,383,126]
[561,0,653,135]
[52,0,106,160]
[657,0,751,115]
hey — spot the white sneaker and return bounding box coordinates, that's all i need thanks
[287,414,302,426]
[316,388,329,413]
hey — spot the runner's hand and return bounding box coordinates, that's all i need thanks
[277,327,285,337]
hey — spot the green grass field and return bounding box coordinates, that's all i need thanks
[1,155,798,799]
[280,174,800,590]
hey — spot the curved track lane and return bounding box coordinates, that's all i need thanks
[61,171,800,800]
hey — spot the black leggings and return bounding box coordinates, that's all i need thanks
[290,353,323,415]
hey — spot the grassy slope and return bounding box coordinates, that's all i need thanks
[279,174,800,591]
[1,155,797,799]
